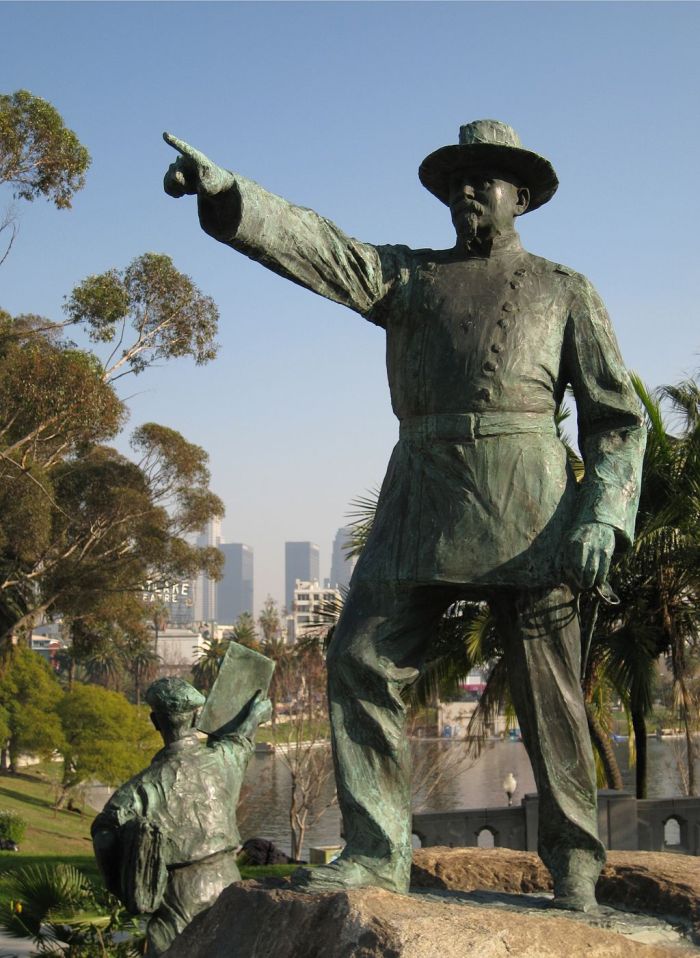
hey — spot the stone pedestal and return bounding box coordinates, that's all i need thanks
[163,849,700,958]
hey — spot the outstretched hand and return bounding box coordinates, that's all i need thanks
[163,132,235,198]
[562,522,616,593]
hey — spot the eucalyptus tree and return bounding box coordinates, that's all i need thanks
[0,252,222,647]
[0,88,90,265]
[0,89,89,208]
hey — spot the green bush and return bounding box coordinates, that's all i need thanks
[0,809,26,845]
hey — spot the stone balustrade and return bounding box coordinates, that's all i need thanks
[413,791,700,856]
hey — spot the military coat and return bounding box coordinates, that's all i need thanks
[200,178,646,589]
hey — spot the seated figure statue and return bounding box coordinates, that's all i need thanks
[92,677,271,956]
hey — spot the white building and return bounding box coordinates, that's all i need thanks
[156,626,205,669]
[288,579,341,644]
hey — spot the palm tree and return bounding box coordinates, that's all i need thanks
[121,631,160,706]
[82,637,125,691]
[258,595,283,645]
[150,600,169,658]
[191,635,229,693]
[229,611,260,650]
[604,376,700,795]
[257,595,290,733]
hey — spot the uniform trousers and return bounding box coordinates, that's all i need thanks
[146,850,241,956]
[326,579,605,896]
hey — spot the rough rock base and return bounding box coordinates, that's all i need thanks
[412,847,700,941]
[164,849,700,958]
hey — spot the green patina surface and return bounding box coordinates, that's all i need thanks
[163,120,645,913]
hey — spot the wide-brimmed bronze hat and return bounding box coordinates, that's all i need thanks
[419,119,558,213]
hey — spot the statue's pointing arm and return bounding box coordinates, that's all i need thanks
[163,133,403,321]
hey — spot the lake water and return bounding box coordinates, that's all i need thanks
[236,735,699,858]
[86,735,698,859]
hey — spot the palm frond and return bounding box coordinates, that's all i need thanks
[630,373,670,451]
[0,863,93,942]
[661,380,700,433]
[593,623,657,718]
[555,398,585,481]
[344,487,380,559]
[406,603,495,708]
[462,656,512,758]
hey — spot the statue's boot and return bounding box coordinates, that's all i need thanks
[551,882,600,913]
[291,854,406,894]
[549,849,602,913]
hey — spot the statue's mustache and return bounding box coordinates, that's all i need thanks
[453,200,484,244]
[454,199,485,218]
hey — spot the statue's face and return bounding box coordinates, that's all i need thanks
[448,168,529,247]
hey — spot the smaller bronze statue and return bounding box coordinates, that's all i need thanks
[92,674,272,957]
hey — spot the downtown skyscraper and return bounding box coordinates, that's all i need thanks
[285,541,320,610]
[217,543,254,624]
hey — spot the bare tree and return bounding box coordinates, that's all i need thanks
[408,710,476,812]
[272,637,336,861]
[276,714,336,862]
[0,205,17,268]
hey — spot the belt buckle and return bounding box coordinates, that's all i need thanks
[437,414,475,442]
[464,413,476,442]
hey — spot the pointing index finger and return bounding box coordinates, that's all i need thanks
[162,132,206,164]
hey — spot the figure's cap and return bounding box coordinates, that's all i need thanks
[419,119,558,212]
[145,677,206,715]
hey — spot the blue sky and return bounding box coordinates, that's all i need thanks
[2,1,699,614]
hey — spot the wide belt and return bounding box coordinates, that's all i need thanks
[169,846,237,871]
[399,412,556,442]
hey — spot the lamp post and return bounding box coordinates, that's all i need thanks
[503,772,517,807]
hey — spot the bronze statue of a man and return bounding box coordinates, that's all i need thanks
[92,678,271,955]
[163,120,645,911]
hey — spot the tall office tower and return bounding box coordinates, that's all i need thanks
[193,517,222,622]
[285,541,320,611]
[217,544,254,624]
[329,526,356,591]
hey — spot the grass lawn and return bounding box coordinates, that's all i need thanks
[256,718,330,745]
[0,769,95,859]
[0,769,94,866]
[0,767,99,902]
[239,863,298,879]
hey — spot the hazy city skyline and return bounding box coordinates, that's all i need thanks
[3,3,699,614]
[192,520,344,618]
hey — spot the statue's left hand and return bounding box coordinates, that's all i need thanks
[237,691,273,739]
[561,522,616,592]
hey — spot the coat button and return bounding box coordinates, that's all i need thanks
[483,361,497,373]
[514,268,527,276]
[477,388,491,402]
[491,343,502,353]
[497,318,511,330]
[510,280,522,289]
[502,302,515,312]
